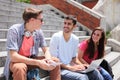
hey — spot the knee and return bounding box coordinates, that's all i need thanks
[50,65,60,75]
[55,65,60,70]
[93,70,104,80]
[12,63,27,73]
[78,75,88,80]
[52,65,61,72]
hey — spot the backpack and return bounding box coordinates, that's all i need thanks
[27,68,41,80]
[100,59,114,78]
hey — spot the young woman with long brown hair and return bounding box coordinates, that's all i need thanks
[77,27,112,80]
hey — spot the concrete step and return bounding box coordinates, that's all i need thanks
[0,20,64,30]
[0,67,5,80]
[112,60,120,80]
[0,0,33,8]
[0,0,56,11]
[105,46,112,54]
[0,9,64,20]
[0,0,16,4]
[0,0,38,9]
[0,10,22,17]
[0,36,89,51]
[0,4,55,14]
[0,9,21,16]
[0,29,86,39]
[0,39,6,51]
[104,52,120,67]
[0,21,17,29]
[0,15,22,22]
[0,3,80,30]
[42,24,79,31]
[78,36,89,42]
[0,3,24,12]
[0,10,64,20]
[0,51,7,67]
[0,4,53,16]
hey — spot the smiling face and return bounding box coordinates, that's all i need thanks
[63,19,75,33]
[92,30,102,43]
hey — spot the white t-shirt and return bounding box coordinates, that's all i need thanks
[49,31,79,64]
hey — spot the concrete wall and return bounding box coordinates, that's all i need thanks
[92,0,120,31]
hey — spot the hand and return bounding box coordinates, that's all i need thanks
[83,64,89,68]
[68,64,85,72]
[45,59,61,67]
[51,57,60,62]
[36,59,56,71]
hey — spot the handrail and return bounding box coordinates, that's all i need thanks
[31,0,106,30]
[67,0,105,19]
[67,0,106,31]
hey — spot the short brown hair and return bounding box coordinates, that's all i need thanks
[22,7,43,23]
[65,15,77,25]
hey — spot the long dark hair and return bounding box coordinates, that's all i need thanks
[85,27,105,59]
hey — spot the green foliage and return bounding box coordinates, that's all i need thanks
[16,0,30,3]
[106,31,111,39]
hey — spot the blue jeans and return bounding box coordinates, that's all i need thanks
[61,69,103,80]
[61,69,88,80]
[87,69,104,80]
[99,67,113,80]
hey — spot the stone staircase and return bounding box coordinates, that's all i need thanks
[0,0,120,80]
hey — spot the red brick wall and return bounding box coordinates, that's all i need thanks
[30,0,100,30]
[82,1,98,9]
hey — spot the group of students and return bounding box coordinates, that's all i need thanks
[3,7,113,80]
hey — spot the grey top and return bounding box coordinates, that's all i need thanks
[3,23,47,80]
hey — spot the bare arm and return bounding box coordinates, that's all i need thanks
[10,50,55,70]
[61,57,86,71]
[61,62,86,71]
[42,47,51,59]
[10,50,38,65]
[42,47,60,62]
[77,48,88,64]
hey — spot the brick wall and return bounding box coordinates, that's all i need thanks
[82,1,98,9]
[30,0,100,30]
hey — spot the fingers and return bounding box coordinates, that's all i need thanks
[41,60,56,70]
[51,57,60,62]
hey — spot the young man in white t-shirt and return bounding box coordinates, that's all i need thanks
[49,15,104,80]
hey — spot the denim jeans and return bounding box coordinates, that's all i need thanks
[61,69,89,80]
[87,69,104,80]
[99,67,113,80]
[61,69,103,80]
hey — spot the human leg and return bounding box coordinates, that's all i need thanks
[50,65,61,80]
[99,67,113,80]
[87,69,104,80]
[36,56,61,80]
[10,62,27,80]
[61,69,89,80]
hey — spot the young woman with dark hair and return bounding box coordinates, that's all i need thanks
[77,27,113,80]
